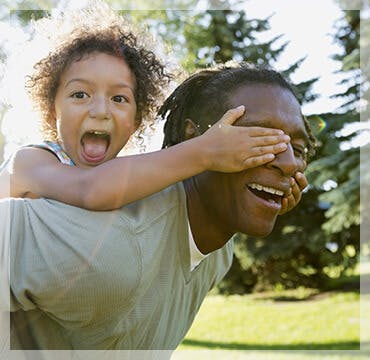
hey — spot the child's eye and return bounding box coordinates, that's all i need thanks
[71,91,88,99]
[112,95,128,103]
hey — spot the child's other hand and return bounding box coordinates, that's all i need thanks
[279,172,308,215]
[202,105,290,172]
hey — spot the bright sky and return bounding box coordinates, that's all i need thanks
[0,0,356,154]
[243,0,345,115]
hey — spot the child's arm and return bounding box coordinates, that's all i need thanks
[1,106,290,210]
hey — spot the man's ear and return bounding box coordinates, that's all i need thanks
[185,119,201,140]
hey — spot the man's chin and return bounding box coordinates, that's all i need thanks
[244,220,276,238]
[249,228,273,238]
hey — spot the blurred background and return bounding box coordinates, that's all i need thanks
[0,0,368,356]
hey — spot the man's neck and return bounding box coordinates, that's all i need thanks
[183,177,233,254]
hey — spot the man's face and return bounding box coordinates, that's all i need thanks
[194,83,308,238]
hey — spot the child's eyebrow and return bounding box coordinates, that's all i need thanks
[64,78,92,88]
[64,78,135,93]
[111,83,135,93]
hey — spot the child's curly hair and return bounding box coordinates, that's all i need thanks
[25,2,171,143]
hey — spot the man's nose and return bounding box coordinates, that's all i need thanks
[267,142,300,176]
[89,96,110,120]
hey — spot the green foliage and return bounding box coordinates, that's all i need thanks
[128,9,305,79]
[331,10,360,112]
[10,9,49,26]
[0,1,57,20]
[308,10,361,241]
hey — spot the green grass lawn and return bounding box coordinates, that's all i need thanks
[180,291,360,351]
[172,260,370,360]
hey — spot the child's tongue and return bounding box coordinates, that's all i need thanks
[81,134,109,162]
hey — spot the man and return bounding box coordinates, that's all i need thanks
[0,64,313,354]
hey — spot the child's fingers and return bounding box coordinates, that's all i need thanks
[279,193,296,215]
[290,178,302,203]
[295,172,308,191]
[280,173,308,215]
[280,197,289,214]
[218,105,246,125]
[245,143,287,158]
[241,140,290,168]
[244,127,286,137]
[250,133,290,146]
[243,153,275,168]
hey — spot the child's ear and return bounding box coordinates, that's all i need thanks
[185,119,201,140]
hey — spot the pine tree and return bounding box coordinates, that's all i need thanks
[307,10,360,257]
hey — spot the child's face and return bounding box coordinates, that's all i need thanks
[53,52,137,168]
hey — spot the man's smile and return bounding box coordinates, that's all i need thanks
[245,182,283,211]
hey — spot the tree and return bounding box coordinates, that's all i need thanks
[306,9,361,268]
[128,6,318,100]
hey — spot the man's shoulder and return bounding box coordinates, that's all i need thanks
[120,183,187,233]
[12,182,187,232]
[0,182,187,237]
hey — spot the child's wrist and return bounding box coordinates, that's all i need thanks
[190,136,212,171]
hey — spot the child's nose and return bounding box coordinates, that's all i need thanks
[89,97,110,120]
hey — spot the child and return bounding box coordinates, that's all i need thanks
[0,4,291,211]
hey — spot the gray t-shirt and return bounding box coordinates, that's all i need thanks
[0,183,234,350]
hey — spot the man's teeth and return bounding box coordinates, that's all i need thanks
[248,183,284,196]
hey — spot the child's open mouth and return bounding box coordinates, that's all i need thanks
[81,130,111,163]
